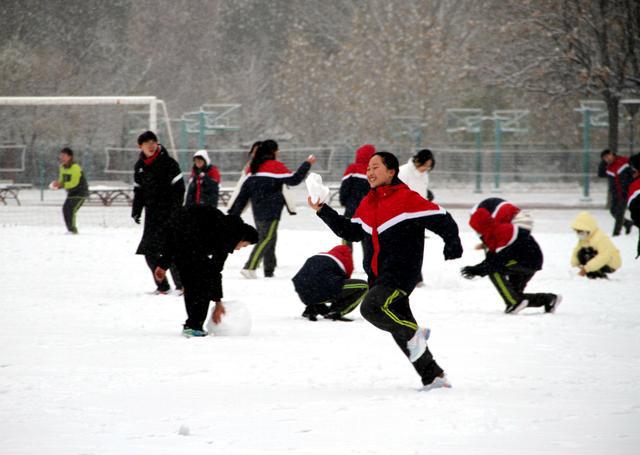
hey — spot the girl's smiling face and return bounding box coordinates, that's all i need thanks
[367,155,395,188]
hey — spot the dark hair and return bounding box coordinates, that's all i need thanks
[372,151,401,184]
[600,148,613,158]
[250,139,278,174]
[413,148,435,170]
[137,130,158,145]
[630,153,640,171]
[60,147,73,157]
[249,141,262,156]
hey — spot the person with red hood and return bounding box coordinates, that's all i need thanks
[461,202,560,314]
[292,245,368,321]
[309,151,463,390]
[132,130,185,294]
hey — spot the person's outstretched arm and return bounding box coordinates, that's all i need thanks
[310,198,365,242]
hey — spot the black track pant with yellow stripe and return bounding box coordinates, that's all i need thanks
[244,219,279,275]
[360,285,443,385]
[488,270,555,310]
[62,196,85,233]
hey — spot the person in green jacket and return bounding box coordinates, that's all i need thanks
[50,147,89,234]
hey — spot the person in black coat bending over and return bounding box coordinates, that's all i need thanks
[154,206,258,337]
[293,244,368,321]
[229,139,315,279]
[308,151,463,390]
[132,130,185,294]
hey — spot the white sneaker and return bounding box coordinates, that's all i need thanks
[240,269,257,279]
[407,327,431,363]
[422,374,452,391]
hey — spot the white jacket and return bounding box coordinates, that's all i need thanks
[399,159,429,198]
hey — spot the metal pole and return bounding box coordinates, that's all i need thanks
[474,128,483,193]
[630,112,636,156]
[180,119,189,170]
[493,118,501,192]
[39,156,45,202]
[149,99,157,132]
[198,111,205,150]
[582,110,592,201]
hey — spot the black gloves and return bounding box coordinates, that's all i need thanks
[443,239,463,260]
[132,214,141,224]
[460,264,488,279]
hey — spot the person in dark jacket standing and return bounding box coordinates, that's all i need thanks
[154,206,258,337]
[339,144,376,250]
[50,147,89,234]
[132,130,185,294]
[292,244,368,321]
[461,205,561,314]
[598,149,634,236]
[185,149,221,207]
[628,153,640,258]
[308,151,463,390]
[229,139,315,279]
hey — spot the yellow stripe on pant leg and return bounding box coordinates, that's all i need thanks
[493,272,517,306]
[71,197,85,231]
[248,220,278,270]
[381,289,418,330]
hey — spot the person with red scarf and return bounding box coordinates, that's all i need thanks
[598,149,634,236]
[461,201,560,314]
[308,151,462,390]
[132,130,185,294]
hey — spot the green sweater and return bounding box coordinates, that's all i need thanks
[58,163,89,197]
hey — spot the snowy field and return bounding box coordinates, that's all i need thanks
[1,200,639,454]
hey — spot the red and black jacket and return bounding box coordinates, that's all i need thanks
[469,207,542,275]
[185,165,221,207]
[599,156,633,202]
[318,182,462,293]
[339,144,376,218]
[292,245,354,306]
[471,197,520,224]
[228,159,310,221]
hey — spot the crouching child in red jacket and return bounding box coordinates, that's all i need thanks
[292,245,368,321]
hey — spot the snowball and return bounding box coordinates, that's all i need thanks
[207,300,252,336]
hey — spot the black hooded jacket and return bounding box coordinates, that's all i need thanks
[157,206,258,300]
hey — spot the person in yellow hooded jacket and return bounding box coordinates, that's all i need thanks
[570,211,621,279]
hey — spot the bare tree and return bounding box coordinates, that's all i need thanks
[477,0,640,152]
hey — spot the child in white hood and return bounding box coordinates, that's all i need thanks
[570,211,621,278]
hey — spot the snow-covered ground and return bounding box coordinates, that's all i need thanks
[1,200,639,454]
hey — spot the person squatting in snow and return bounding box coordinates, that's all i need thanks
[461,198,560,315]
[154,205,259,337]
[292,244,368,321]
[308,151,463,390]
[228,139,315,279]
[628,153,640,258]
[570,211,621,279]
[185,149,221,207]
[132,130,185,295]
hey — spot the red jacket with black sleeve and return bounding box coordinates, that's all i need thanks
[292,245,354,305]
[471,197,520,224]
[468,207,542,275]
[628,178,640,227]
[317,182,462,293]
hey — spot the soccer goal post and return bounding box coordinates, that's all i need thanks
[0,96,177,158]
